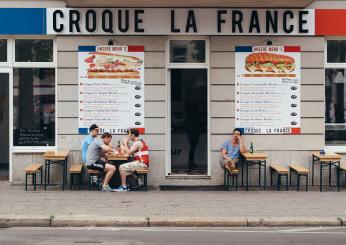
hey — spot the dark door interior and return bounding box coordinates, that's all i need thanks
[0,72,9,180]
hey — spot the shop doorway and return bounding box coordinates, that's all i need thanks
[0,71,9,180]
[170,69,208,175]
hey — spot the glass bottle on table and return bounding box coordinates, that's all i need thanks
[115,140,121,155]
[250,141,254,153]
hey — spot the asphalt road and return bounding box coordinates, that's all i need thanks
[1,227,346,245]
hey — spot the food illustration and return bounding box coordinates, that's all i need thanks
[245,52,295,73]
[85,52,143,78]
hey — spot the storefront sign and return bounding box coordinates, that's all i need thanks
[235,46,301,135]
[78,45,145,134]
[46,8,315,35]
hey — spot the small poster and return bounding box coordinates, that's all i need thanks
[78,45,145,134]
[235,46,301,134]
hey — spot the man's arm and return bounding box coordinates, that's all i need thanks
[238,136,246,154]
[127,141,143,155]
[221,148,231,161]
[101,143,112,153]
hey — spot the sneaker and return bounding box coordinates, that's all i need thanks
[91,176,99,187]
[101,186,116,192]
[115,186,128,192]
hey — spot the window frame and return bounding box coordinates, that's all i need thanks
[2,37,57,153]
[166,36,211,177]
[324,38,346,153]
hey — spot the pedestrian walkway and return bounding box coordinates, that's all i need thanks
[1,182,346,227]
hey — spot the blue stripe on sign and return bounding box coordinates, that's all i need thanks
[0,8,46,34]
[79,128,89,135]
[235,46,252,52]
[78,46,96,52]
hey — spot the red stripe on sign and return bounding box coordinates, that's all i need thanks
[136,128,145,134]
[284,46,300,52]
[128,46,144,52]
[291,128,301,135]
[316,9,346,36]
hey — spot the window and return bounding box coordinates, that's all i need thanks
[0,39,7,62]
[10,38,56,149]
[13,68,55,146]
[170,40,206,63]
[325,40,346,146]
[15,39,53,62]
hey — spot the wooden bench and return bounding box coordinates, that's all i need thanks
[86,168,102,190]
[25,163,43,191]
[224,166,239,191]
[69,163,83,190]
[289,164,309,191]
[135,168,149,191]
[270,164,289,191]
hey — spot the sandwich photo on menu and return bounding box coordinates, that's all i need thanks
[84,52,143,78]
[245,52,296,73]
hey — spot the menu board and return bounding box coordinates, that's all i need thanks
[235,46,301,134]
[78,46,145,134]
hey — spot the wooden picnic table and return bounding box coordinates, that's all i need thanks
[105,153,130,188]
[311,152,342,192]
[43,150,70,190]
[242,152,268,191]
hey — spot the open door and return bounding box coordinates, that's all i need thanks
[0,71,9,180]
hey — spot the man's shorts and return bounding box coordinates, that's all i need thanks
[219,158,239,169]
[120,160,148,176]
[86,159,106,172]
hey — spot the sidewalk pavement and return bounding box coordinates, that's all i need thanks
[1,182,346,227]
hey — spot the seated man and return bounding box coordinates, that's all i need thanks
[85,132,116,192]
[82,124,99,163]
[82,124,100,186]
[220,128,246,171]
[116,128,149,192]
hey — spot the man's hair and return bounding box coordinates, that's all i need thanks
[89,124,99,131]
[101,132,112,139]
[129,128,139,137]
[233,128,242,136]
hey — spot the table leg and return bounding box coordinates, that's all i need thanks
[329,162,332,186]
[48,161,50,185]
[320,161,323,192]
[337,161,340,192]
[62,160,66,191]
[246,160,249,191]
[241,159,244,187]
[264,160,267,190]
[312,156,315,186]
[44,160,47,190]
[258,161,261,187]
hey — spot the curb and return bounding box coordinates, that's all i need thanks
[0,215,345,227]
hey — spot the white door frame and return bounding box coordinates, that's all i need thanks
[166,36,211,176]
[0,68,13,182]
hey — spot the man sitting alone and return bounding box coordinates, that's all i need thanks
[220,128,246,171]
[86,132,116,192]
[116,128,149,192]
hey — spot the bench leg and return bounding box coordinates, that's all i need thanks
[306,174,308,192]
[224,169,227,186]
[276,173,280,191]
[25,173,28,191]
[297,173,300,191]
[34,173,37,191]
[235,175,238,191]
[144,174,147,192]
[40,168,43,185]
[70,174,73,190]
[80,172,83,190]
[289,170,292,186]
[88,175,91,190]
[285,174,288,191]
